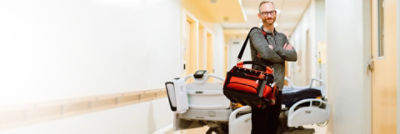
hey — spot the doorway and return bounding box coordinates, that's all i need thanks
[371,0,398,133]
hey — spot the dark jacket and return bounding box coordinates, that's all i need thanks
[249,27,297,90]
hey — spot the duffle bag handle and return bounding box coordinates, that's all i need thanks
[236,61,273,74]
[237,27,260,62]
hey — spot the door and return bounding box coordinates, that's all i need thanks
[206,32,213,73]
[228,39,251,70]
[228,40,241,70]
[182,15,198,75]
[182,20,191,75]
[198,25,205,70]
[371,0,398,133]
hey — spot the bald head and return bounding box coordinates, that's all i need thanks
[259,1,275,12]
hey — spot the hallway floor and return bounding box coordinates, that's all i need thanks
[169,125,327,134]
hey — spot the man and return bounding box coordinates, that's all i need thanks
[249,1,297,134]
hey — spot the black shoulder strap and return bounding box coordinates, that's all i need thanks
[237,27,260,61]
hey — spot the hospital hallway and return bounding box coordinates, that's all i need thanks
[0,0,399,134]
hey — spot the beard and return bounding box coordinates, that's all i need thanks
[263,18,276,26]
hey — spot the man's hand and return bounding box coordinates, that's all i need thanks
[283,43,293,50]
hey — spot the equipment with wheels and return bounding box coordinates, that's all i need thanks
[227,77,329,134]
[165,71,329,134]
[165,70,230,133]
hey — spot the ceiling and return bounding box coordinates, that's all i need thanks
[182,0,247,23]
[222,0,311,36]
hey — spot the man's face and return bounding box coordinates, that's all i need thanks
[258,3,276,26]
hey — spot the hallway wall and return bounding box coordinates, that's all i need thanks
[289,0,326,86]
[0,0,181,107]
[181,1,226,77]
[0,0,186,133]
[2,99,169,134]
[201,22,225,77]
[325,0,371,133]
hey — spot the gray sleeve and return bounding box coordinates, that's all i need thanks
[275,36,297,61]
[249,29,284,63]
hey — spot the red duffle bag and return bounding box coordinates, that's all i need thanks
[223,28,278,108]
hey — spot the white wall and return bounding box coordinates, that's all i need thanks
[0,0,182,105]
[288,0,326,86]
[289,5,313,86]
[2,99,170,134]
[210,24,225,77]
[0,0,182,133]
[314,0,327,88]
[326,0,371,133]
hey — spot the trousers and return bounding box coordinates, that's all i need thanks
[251,91,282,134]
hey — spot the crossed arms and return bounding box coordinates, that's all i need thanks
[249,28,297,63]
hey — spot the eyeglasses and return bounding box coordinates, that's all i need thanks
[260,10,276,16]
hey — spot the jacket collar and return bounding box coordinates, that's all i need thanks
[260,25,277,36]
